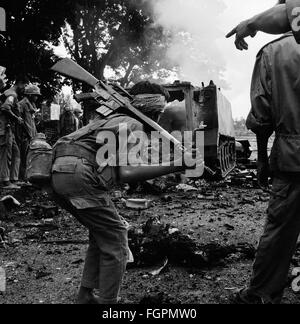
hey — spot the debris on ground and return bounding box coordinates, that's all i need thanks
[140,292,182,304]
[0,196,21,219]
[228,169,258,187]
[33,205,59,219]
[148,258,169,276]
[125,199,153,210]
[176,184,198,193]
[128,218,256,268]
[1,169,300,304]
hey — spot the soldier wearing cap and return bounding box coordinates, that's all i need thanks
[0,76,28,189]
[18,84,41,180]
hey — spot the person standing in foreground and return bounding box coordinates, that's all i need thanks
[233,23,300,303]
[0,76,28,189]
[226,0,300,50]
[51,84,199,304]
[18,85,41,180]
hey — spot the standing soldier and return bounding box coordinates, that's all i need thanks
[51,86,199,304]
[0,76,28,189]
[18,85,41,181]
[232,15,300,303]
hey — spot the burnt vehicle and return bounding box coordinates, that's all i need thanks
[160,81,236,178]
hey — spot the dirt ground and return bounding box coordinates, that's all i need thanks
[0,176,300,304]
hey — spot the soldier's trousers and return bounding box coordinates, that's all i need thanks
[19,138,30,181]
[0,131,21,183]
[248,174,300,304]
[52,157,128,304]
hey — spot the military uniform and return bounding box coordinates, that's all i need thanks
[52,113,144,304]
[246,33,300,303]
[18,97,37,180]
[0,89,21,184]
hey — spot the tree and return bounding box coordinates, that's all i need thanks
[63,0,176,85]
[0,0,74,98]
[0,0,176,98]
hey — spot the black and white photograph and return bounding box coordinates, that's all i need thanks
[1,0,300,309]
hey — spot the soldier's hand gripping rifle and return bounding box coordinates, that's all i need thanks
[51,58,185,153]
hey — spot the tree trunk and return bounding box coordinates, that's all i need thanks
[121,62,135,87]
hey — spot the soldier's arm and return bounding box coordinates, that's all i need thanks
[246,50,273,186]
[115,118,199,183]
[1,96,23,124]
[118,153,195,184]
[226,3,292,50]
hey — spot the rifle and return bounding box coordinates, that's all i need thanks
[51,58,207,177]
[51,58,184,152]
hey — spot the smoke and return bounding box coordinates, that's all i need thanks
[151,0,228,88]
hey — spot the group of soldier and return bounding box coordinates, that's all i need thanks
[51,0,300,304]
[1,0,300,305]
[0,70,84,190]
[56,0,300,305]
[0,74,41,190]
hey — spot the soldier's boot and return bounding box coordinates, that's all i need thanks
[0,181,21,190]
[230,288,268,304]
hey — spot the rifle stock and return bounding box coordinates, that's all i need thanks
[51,58,98,87]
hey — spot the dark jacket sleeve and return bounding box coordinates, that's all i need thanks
[246,49,273,137]
[287,0,300,44]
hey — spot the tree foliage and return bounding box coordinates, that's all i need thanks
[63,0,175,86]
[0,0,176,98]
[0,0,73,98]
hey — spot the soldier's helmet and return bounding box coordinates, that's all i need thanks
[25,84,41,96]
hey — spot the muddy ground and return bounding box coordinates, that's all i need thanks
[0,175,300,304]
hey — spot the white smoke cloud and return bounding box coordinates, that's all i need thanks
[152,0,228,88]
[151,0,279,118]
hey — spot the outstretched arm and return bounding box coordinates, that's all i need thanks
[246,50,273,187]
[226,4,290,50]
[118,152,200,184]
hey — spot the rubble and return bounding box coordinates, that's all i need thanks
[128,218,256,268]
[33,205,59,219]
[125,199,153,210]
[2,168,294,304]
[0,196,21,219]
[148,258,169,276]
[176,184,198,192]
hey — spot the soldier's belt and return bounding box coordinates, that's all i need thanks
[54,143,97,166]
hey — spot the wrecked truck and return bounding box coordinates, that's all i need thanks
[159,81,236,178]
